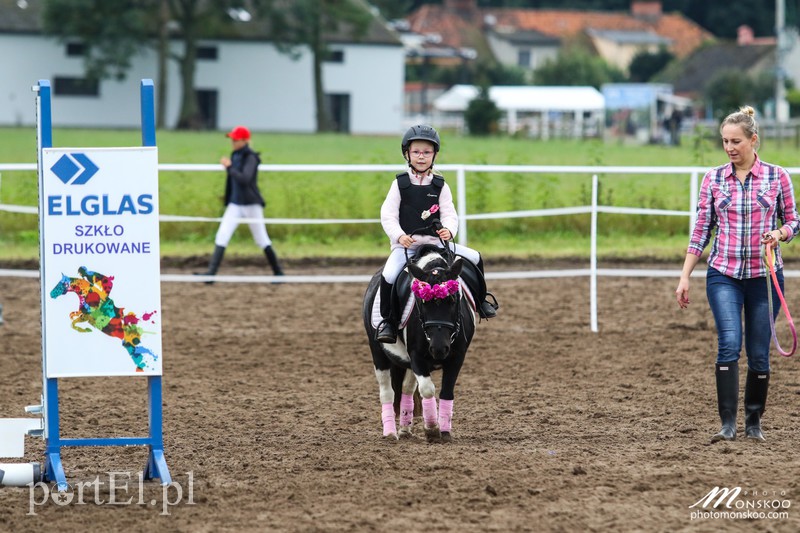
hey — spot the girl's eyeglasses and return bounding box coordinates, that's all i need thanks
[410,150,434,157]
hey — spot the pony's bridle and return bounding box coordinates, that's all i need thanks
[413,294,462,345]
[405,221,462,344]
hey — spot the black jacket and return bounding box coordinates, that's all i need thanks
[224,145,265,206]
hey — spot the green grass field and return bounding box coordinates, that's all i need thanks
[2,126,800,262]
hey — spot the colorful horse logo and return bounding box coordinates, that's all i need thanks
[50,266,158,372]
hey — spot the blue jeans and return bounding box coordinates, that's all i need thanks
[706,266,783,372]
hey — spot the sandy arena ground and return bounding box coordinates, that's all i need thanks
[1,257,799,532]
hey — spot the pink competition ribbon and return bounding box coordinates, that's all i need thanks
[764,242,797,357]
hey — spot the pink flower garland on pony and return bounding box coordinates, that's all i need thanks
[411,278,460,301]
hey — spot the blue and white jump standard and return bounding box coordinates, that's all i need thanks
[35,79,171,491]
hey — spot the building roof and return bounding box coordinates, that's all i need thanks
[0,0,401,46]
[491,28,560,46]
[486,8,710,58]
[665,42,775,95]
[0,0,41,33]
[586,28,671,46]
[434,84,605,113]
[407,4,713,61]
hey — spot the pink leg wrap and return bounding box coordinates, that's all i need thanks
[438,399,453,433]
[381,403,396,436]
[399,394,414,427]
[422,397,438,428]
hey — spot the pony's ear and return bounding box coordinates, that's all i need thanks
[448,257,463,279]
[408,263,426,280]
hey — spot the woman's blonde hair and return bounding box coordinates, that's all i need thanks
[720,105,760,149]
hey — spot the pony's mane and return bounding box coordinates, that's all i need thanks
[414,248,451,285]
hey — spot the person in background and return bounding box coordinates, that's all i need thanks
[676,106,799,443]
[198,126,283,282]
[669,107,683,146]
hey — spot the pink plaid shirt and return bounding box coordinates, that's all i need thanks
[688,155,799,279]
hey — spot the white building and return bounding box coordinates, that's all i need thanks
[0,0,404,134]
[434,84,605,139]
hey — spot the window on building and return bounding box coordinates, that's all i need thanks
[66,42,86,57]
[517,49,531,68]
[53,76,99,97]
[326,50,344,63]
[324,93,350,133]
[197,46,218,60]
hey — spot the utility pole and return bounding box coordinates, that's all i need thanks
[776,0,789,123]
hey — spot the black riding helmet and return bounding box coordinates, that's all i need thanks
[402,125,440,173]
[401,125,441,156]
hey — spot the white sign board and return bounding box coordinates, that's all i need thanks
[40,147,162,377]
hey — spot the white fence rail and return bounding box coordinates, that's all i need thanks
[4,163,800,332]
[2,162,713,242]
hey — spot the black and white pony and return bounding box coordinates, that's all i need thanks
[362,245,476,441]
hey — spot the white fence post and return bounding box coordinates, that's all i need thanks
[456,165,467,246]
[590,174,599,333]
[689,170,699,235]
[456,166,467,246]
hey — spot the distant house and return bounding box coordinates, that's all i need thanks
[0,0,405,134]
[403,0,713,75]
[665,25,800,103]
[485,26,559,72]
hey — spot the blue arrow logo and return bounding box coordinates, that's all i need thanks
[51,153,99,185]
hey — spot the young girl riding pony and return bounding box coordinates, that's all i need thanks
[375,125,498,343]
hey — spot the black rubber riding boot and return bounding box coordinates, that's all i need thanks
[744,369,770,442]
[476,257,498,319]
[264,245,284,276]
[711,362,738,443]
[195,245,226,285]
[375,277,397,344]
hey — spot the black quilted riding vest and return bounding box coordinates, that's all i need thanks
[397,172,444,236]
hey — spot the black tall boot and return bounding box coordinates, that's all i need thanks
[264,245,284,276]
[711,362,738,443]
[375,277,397,344]
[476,257,498,319]
[744,369,770,442]
[195,245,225,284]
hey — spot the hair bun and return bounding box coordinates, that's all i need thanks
[740,105,755,117]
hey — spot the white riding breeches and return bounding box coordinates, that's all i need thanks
[214,203,272,248]
[382,242,480,283]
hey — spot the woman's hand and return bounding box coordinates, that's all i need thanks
[761,230,782,249]
[676,277,690,309]
[220,156,231,168]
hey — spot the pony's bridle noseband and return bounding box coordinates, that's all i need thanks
[417,308,461,345]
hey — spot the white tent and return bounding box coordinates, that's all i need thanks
[433,85,606,137]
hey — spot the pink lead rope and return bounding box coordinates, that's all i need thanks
[764,242,797,357]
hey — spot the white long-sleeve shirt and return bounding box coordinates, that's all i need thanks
[380,170,458,251]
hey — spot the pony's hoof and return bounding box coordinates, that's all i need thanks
[424,424,441,442]
[440,431,452,443]
[398,426,414,439]
[382,432,398,441]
